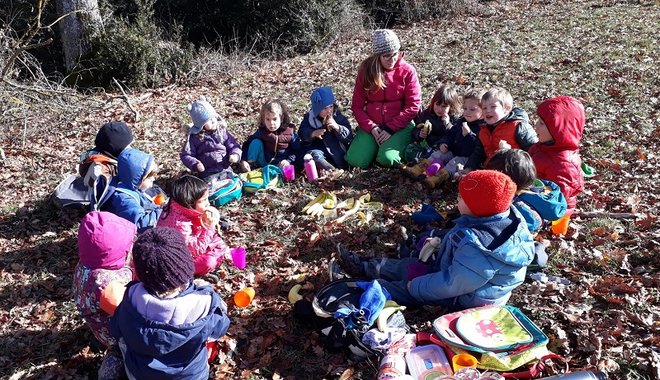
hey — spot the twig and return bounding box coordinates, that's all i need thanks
[576,211,640,220]
[112,78,140,122]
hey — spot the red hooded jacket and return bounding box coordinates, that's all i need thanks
[529,96,585,211]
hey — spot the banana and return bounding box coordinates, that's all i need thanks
[377,305,406,332]
[287,284,303,304]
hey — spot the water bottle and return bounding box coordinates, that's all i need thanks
[303,154,318,181]
[539,371,607,379]
[377,354,406,380]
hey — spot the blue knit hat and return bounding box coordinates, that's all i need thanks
[187,96,218,134]
[310,87,335,118]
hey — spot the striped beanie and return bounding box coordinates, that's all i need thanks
[372,29,400,56]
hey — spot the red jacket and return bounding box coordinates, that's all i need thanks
[351,54,421,133]
[529,96,585,211]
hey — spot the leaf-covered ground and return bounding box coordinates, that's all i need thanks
[1,0,658,379]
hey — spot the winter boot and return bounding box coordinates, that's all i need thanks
[402,160,427,179]
[423,169,450,190]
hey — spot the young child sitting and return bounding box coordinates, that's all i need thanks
[411,84,461,151]
[110,227,230,379]
[72,211,136,379]
[181,96,242,179]
[458,87,538,179]
[158,175,229,276]
[298,86,353,171]
[332,170,535,309]
[240,99,301,172]
[529,96,585,216]
[403,89,486,189]
[105,148,162,232]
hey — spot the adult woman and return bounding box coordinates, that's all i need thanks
[345,29,422,168]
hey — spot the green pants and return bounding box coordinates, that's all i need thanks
[345,124,414,168]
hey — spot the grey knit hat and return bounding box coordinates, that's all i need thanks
[132,227,194,295]
[372,29,401,56]
[187,96,218,134]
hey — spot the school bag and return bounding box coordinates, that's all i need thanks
[51,174,90,209]
[239,164,283,193]
[208,174,243,206]
[431,305,556,374]
[311,279,409,362]
[518,179,567,222]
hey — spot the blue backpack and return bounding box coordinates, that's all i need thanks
[517,179,567,222]
[208,174,243,206]
[239,164,284,193]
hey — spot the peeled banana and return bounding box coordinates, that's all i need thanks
[287,284,303,304]
[376,304,406,332]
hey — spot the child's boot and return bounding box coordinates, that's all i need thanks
[402,163,425,179]
[423,169,450,190]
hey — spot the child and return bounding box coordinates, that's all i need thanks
[459,87,538,178]
[72,211,136,379]
[298,86,353,171]
[110,227,230,379]
[158,175,229,276]
[486,149,567,235]
[528,96,585,214]
[105,148,162,232]
[240,99,301,172]
[403,89,486,189]
[410,84,461,151]
[332,170,535,309]
[180,96,242,179]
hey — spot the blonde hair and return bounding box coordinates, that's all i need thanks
[463,88,486,103]
[428,85,461,116]
[257,99,291,131]
[482,87,514,110]
[359,55,387,91]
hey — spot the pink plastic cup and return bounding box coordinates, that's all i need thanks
[231,247,247,269]
[282,164,295,181]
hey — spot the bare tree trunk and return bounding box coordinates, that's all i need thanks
[56,0,102,71]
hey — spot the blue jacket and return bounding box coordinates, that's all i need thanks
[298,107,353,169]
[439,117,485,158]
[409,206,535,308]
[106,149,162,233]
[110,281,230,380]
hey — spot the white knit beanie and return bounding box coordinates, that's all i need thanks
[372,29,401,55]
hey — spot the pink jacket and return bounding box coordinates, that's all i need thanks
[529,96,585,211]
[157,201,228,262]
[351,54,422,133]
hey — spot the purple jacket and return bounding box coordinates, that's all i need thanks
[180,127,242,177]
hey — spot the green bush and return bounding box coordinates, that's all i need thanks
[358,0,474,26]
[88,0,194,88]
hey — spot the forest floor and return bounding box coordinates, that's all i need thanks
[0,0,658,379]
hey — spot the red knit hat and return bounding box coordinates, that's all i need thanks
[459,170,516,217]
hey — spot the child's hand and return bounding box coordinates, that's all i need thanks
[229,153,240,164]
[325,116,339,132]
[239,160,251,173]
[461,122,471,137]
[196,162,205,173]
[419,127,429,139]
[454,167,471,181]
[312,129,325,139]
[439,144,449,153]
[441,114,451,128]
[498,140,511,150]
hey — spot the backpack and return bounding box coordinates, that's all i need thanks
[239,164,283,193]
[51,174,90,209]
[432,305,553,373]
[208,174,243,206]
[518,179,567,222]
[311,279,409,362]
[52,153,118,209]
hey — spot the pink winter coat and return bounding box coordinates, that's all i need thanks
[157,201,228,275]
[529,96,585,211]
[351,54,422,134]
[72,211,136,347]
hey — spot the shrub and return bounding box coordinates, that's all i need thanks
[358,0,477,26]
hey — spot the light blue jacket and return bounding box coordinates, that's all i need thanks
[409,206,535,308]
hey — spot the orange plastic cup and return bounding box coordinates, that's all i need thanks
[234,287,255,308]
[551,214,571,235]
[452,353,478,372]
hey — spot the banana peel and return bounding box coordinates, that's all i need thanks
[376,304,406,332]
[303,192,337,218]
[287,284,303,304]
[304,192,382,222]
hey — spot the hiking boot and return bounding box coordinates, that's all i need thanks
[402,164,425,179]
[423,169,450,190]
[336,243,365,277]
[328,258,349,281]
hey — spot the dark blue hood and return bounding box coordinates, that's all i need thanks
[117,148,154,190]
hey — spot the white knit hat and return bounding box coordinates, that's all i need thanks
[372,29,400,55]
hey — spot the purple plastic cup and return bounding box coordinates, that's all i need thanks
[425,162,442,176]
[407,262,428,281]
[282,164,295,181]
[231,247,247,269]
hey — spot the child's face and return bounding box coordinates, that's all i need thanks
[482,98,510,125]
[433,102,450,118]
[462,98,482,123]
[263,111,281,132]
[533,118,553,143]
[138,163,157,191]
[203,118,218,132]
[379,51,399,70]
[457,193,473,216]
[194,190,210,213]
[318,105,333,119]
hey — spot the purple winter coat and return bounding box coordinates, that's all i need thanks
[180,127,242,177]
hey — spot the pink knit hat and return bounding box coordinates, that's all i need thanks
[78,211,136,270]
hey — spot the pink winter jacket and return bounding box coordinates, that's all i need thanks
[351,54,422,134]
[529,96,585,211]
[157,201,228,264]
